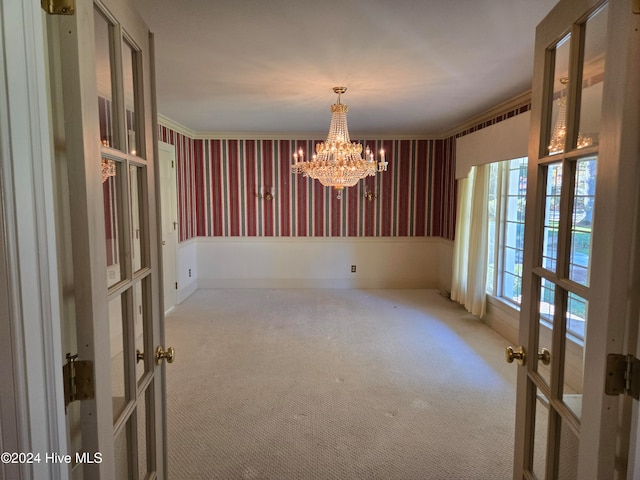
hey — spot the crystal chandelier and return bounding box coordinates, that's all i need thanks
[291,87,388,199]
[548,77,592,154]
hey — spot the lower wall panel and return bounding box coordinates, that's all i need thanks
[188,237,453,290]
[177,239,198,304]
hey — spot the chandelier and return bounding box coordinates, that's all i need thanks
[291,87,388,199]
[548,77,592,154]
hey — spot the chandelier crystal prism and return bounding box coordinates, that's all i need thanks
[291,87,388,198]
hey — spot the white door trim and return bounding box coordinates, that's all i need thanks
[0,1,68,479]
[159,140,178,313]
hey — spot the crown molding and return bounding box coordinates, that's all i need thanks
[156,115,436,141]
[158,91,531,142]
[436,90,532,139]
[157,114,197,138]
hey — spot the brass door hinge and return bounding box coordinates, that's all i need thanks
[41,0,74,15]
[63,353,95,409]
[605,354,640,400]
[634,0,640,14]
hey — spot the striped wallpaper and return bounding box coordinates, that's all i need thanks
[157,102,530,243]
[158,129,456,241]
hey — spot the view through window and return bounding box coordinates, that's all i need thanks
[487,157,527,305]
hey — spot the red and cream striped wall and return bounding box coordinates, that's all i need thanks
[158,131,457,242]
[157,102,530,244]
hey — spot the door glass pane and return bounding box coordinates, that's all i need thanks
[114,422,131,480]
[130,165,145,272]
[570,157,597,286]
[542,163,562,272]
[134,281,146,382]
[104,161,124,287]
[548,35,571,156]
[137,393,149,478]
[123,41,141,157]
[558,418,579,479]
[109,293,126,420]
[577,4,608,150]
[538,278,555,386]
[94,8,116,149]
[563,293,587,420]
[533,389,550,478]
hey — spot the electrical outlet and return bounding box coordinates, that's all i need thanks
[351,265,356,273]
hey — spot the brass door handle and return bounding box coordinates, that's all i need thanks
[505,345,526,365]
[538,348,551,366]
[155,346,175,365]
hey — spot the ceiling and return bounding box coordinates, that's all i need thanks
[133,0,558,137]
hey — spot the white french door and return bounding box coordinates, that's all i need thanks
[47,0,171,477]
[512,0,640,478]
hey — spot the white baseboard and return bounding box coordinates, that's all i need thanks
[197,277,439,289]
[483,295,520,344]
[177,279,198,304]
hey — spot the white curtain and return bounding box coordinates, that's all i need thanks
[451,164,490,317]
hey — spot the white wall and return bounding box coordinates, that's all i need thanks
[177,238,198,303]
[179,237,452,291]
[455,111,530,179]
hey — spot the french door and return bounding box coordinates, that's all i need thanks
[512,0,640,478]
[47,0,170,477]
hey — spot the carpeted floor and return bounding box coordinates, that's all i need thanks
[165,289,516,479]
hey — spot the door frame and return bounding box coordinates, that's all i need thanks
[0,1,68,478]
[158,140,178,312]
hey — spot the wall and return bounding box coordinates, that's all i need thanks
[160,99,531,295]
[158,128,457,242]
[194,237,452,290]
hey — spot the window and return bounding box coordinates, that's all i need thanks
[487,157,528,306]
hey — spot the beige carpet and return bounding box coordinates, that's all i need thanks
[165,289,516,479]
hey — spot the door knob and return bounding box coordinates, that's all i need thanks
[155,346,175,365]
[505,345,526,365]
[538,348,551,366]
[136,349,144,364]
